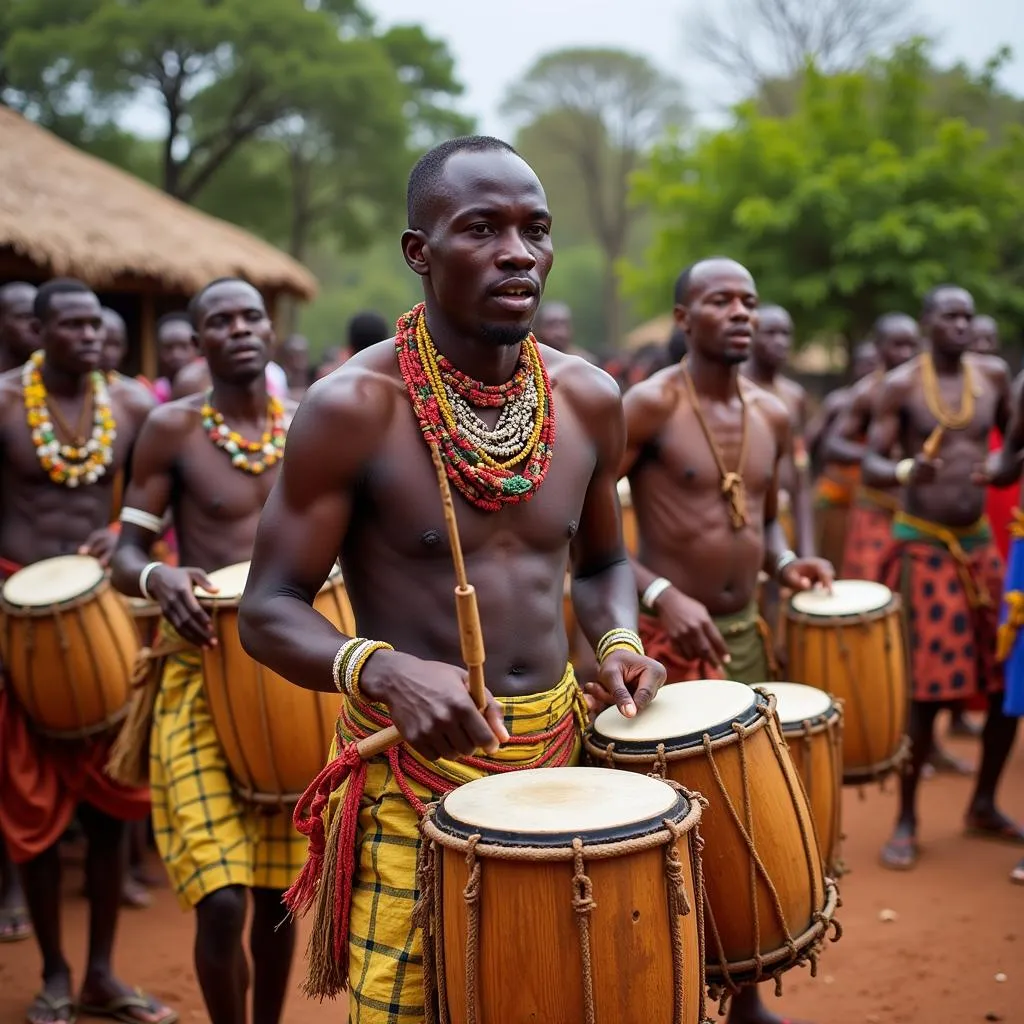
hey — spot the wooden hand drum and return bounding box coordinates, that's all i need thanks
[761,682,844,876]
[419,767,707,1024]
[586,680,840,991]
[197,560,354,805]
[1,555,138,738]
[785,580,909,784]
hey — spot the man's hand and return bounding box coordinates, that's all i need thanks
[780,557,834,592]
[972,450,1022,489]
[147,565,219,647]
[907,453,943,485]
[650,587,731,668]
[78,527,119,568]
[583,648,666,720]
[359,650,509,762]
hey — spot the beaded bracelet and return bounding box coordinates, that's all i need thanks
[596,627,645,665]
[331,637,395,699]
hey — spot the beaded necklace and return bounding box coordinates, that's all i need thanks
[920,352,975,430]
[201,390,286,475]
[395,303,555,512]
[22,350,116,487]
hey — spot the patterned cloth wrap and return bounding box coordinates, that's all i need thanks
[882,513,1004,703]
[149,621,308,909]
[0,557,150,865]
[997,509,1024,717]
[639,599,775,685]
[297,667,588,1024]
[841,487,900,582]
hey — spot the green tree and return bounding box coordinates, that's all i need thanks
[626,42,1024,359]
[502,49,686,349]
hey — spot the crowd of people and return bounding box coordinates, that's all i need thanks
[0,134,1020,1024]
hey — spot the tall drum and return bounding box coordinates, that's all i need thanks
[618,478,638,554]
[198,561,354,805]
[585,681,840,991]
[761,682,844,876]
[0,555,138,738]
[419,767,707,1024]
[785,580,908,784]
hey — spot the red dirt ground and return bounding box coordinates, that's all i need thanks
[1,728,1021,1024]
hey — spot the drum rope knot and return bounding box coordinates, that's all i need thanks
[570,839,598,1024]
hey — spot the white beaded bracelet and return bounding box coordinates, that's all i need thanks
[641,577,673,612]
[138,562,162,600]
[119,506,165,534]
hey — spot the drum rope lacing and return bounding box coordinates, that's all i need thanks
[417,784,710,1024]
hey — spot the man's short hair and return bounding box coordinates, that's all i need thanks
[157,311,192,336]
[187,277,259,329]
[33,278,94,321]
[348,311,391,354]
[407,136,518,231]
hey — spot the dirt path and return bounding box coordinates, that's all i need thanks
[1,730,1021,1023]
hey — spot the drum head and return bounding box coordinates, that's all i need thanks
[593,678,757,745]
[791,579,891,616]
[1,555,104,607]
[198,561,250,602]
[436,767,684,846]
[761,682,833,724]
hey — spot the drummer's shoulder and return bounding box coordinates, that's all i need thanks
[878,358,920,400]
[138,394,205,442]
[293,347,404,432]
[743,378,789,426]
[108,373,157,421]
[967,352,1011,389]
[621,364,682,420]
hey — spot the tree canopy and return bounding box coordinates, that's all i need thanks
[626,41,1024,354]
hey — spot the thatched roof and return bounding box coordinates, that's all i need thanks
[0,108,316,299]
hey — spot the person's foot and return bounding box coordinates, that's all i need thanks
[964,807,1024,844]
[128,865,166,890]
[725,986,813,1024]
[26,975,75,1024]
[926,744,974,776]
[949,713,982,739]
[120,877,152,910]
[78,975,176,1024]
[879,823,918,871]
[0,901,32,942]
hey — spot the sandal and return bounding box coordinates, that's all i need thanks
[880,834,918,871]
[78,990,176,1024]
[26,992,76,1024]
[1,904,32,942]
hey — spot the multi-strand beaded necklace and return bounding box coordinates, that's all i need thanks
[201,390,286,475]
[395,303,555,512]
[22,350,117,487]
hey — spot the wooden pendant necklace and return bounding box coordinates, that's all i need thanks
[681,358,749,530]
[920,351,975,430]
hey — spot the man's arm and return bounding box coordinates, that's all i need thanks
[805,390,843,468]
[862,375,938,488]
[822,386,873,466]
[979,364,1024,487]
[238,369,505,761]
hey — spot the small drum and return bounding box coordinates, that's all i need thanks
[198,561,355,804]
[785,580,908,784]
[761,682,844,875]
[618,478,638,554]
[585,680,839,990]
[0,555,138,738]
[419,767,707,1024]
[123,595,162,646]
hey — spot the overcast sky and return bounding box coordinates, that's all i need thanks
[373,0,1024,135]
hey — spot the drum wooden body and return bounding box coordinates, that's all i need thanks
[762,682,844,875]
[785,580,908,784]
[124,595,162,646]
[0,555,137,738]
[586,681,839,988]
[618,478,638,554]
[420,767,706,1024]
[198,561,354,805]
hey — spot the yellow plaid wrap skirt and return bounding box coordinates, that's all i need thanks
[341,665,587,1023]
[149,632,307,910]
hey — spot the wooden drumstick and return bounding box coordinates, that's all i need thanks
[355,444,488,760]
[922,426,944,461]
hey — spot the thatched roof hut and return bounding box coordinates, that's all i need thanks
[0,107,316,377]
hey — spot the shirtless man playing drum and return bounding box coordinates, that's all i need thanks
[619,256,833,1024]
[0,279,173,1024]
[109,278,302,1024]
[864,284,1021,871]
[237,136,663,1023]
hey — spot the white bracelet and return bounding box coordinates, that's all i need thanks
[138,562,162,600]
[895,458,914,486]
[119,507,165,534]
[641,577,673,611]
[775,550,798,580]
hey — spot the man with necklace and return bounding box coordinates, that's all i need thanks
[0,281,39,373]
[109,278,302,1024]
[865,284,1022,871]
[0,278,174,1024]
[617,256,832,1024]
[237,136,664,1022]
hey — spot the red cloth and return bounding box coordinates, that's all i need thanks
[882,537,1004,703]
[987,427,1016,562]
[639,616,726,683]
[841,500,895,581]
[0,560,149,864]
